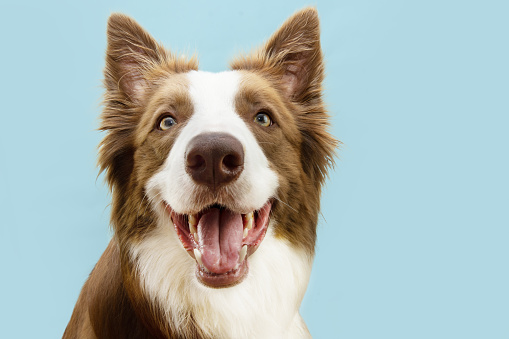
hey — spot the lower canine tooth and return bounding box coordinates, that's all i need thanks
[194,249,204,267]
[239,245,247,263]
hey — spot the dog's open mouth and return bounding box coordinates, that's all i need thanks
[164,201,272,288]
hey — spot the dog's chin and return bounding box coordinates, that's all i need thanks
[164,200,272,288]
[195,258,249,288]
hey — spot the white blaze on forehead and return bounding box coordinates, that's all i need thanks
[186,70,241,131]
[145,70,279,214]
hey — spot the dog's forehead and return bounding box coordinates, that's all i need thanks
[186,70,241,116]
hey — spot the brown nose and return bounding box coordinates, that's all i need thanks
[185,133,244,190]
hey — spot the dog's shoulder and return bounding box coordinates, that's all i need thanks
[63,241,154,339]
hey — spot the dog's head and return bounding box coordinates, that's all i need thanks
[99,8,336,291]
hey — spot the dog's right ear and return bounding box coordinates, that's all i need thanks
[104,13,163,103]
[100,15,198,194]
[99,14,165,193]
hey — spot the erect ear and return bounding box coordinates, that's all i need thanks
[238,7,323,103]
[99,14,165,193]
[104,13,164,103]
[233,8,336,183]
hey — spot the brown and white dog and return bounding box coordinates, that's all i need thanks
[64,7,336,339]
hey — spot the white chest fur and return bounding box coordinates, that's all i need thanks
[129,212,313,338]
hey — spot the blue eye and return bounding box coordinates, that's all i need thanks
[254,112,272,127]
[159,116,177,130]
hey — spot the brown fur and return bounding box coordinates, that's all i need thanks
[64,7,337,338]
[232,9,337,252]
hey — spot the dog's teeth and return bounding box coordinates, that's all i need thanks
[190,225,198,243]
[239,245,247,263]
[243,227,249,239]
[234,263,240,270]
[189,222,197,235]
[194,249,204,267]
[189,214,197,227]
[188,215,198,242]
[245,212,254,229]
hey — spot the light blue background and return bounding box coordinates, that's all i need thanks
[0,1,507,338]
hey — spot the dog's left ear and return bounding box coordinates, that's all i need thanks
[265,7,323,102]
[232,8,337,183]
[232,7,323,104]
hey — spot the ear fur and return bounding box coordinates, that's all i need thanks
[264,7,323,102]
[99,14,197,193]
[232,7,323,103]
[104,13,164,103]
[231,7,337,183]
[98,14,162,195]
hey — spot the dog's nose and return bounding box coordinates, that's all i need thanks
[185,133,244,190]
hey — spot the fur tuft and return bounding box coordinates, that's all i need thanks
[231,7,337,186]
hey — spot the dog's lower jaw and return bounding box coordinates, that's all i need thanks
[166,200,272,288]
[129,218,313,338]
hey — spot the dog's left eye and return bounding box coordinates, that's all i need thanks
[158,116,177,130]
[254,112,272,127]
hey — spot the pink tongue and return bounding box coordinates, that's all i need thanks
[197,208,243,274]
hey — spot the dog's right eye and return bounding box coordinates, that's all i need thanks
[158,116,177,131]
[254,111,273,127]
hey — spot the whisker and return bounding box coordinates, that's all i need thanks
[273,195,298,213]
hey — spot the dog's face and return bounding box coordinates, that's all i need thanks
[144,71,284,287]
[98,8,336,336]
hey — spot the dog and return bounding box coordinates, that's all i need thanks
[63,7,336,339]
